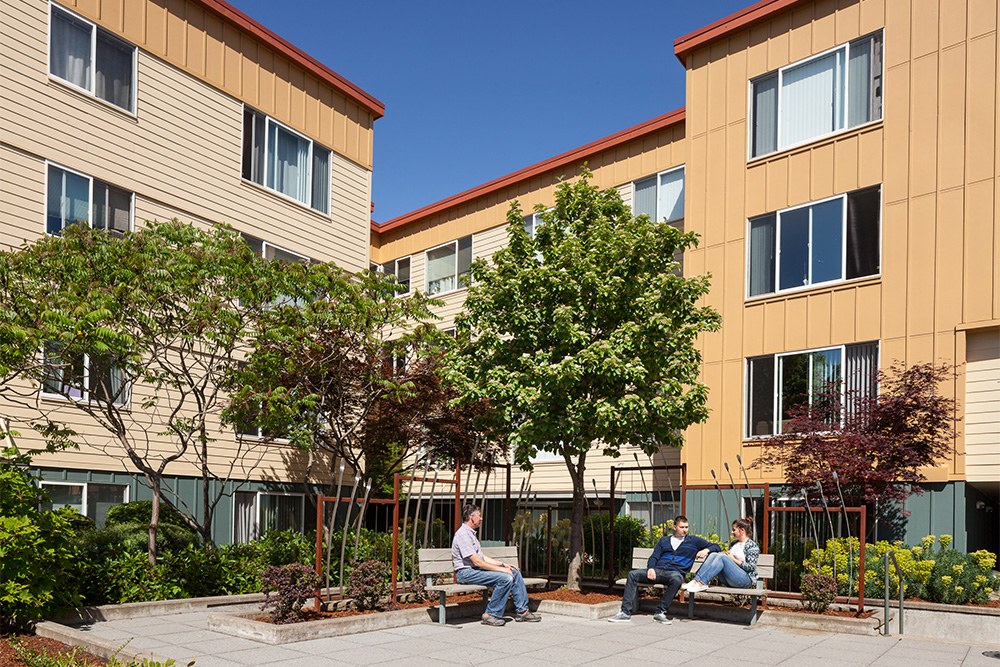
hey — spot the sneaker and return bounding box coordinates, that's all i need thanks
[685,581,709,593]
[481,615,506,626]
[607,611,631,623]
[652,612,671,624]
[515,610,541,622]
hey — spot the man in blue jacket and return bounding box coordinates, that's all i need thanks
[608,515,720,624]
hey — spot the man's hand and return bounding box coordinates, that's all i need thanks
[695,548,710,560]
[646,568,657,581]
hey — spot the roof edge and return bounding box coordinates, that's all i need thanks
[673,0,813,66]
[373,107,686,234]
[193,0,384,118]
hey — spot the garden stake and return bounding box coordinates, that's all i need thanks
[412,461,429,553]
[463,442,480,505]
[711,469,730,528]
[591,479,605,581]
[399,457,420,584]
[724,462,740,520]
[471,465,482,511]
[832,471,854,588]
[478,466,491,540]
[325,461,345,598]
[736,454,755,509]
[338,474,361,594]
[354,479,373,560]
[518,485,533,570]
[801,486,822,559]
[408,459,428,578]
[422,467,440,549]
[650,453,667,536]
[583,488,595,578]
[663,454,677,520]
[817,481,838,585]
[633,453,654,545]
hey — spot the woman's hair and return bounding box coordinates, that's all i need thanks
[732,517,753,538]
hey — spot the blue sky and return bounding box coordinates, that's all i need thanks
[227,0,752,223]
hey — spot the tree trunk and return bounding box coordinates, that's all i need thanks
[148,477,160,566]
[200,436,213,545]
[564,455,587,590]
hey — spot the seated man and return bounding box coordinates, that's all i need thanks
[452,503,541,626]
[608,514,720,624]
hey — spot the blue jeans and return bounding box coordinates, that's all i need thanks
[455,567,529,618]
[692,552,753,588]
[620,568,684,615]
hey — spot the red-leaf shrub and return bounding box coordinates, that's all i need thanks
[344,560,392,611]
[259,563,321,624]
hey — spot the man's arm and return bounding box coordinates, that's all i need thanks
[692,535,723,560]
[469,553,515,573]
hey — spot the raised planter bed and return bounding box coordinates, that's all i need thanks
[207,599,485,645]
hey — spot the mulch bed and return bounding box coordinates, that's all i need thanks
[528,589,621,604]
[0,634,108,667]
[257,592,486,623]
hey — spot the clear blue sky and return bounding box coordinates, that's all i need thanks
[226,0,752,223]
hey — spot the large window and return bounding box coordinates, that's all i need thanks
[39,481,129,528]
[425,236,472,295]
[746,341,879,437]
[47,164,133,236]
[632,166,685,223]
[49,4,136,113]
[382,257,411,295]
[233,491,304,542]
[750,32,882,158]
[242,108,331,214]
[42,343,129,406]
[747,185,880,297]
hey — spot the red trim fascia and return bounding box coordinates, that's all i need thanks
[191,0,384,118]
[372,107,685,234]
[673,0,814,66]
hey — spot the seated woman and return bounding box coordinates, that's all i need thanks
[682,517,758,593]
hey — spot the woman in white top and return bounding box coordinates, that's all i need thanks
[683,517,759,593]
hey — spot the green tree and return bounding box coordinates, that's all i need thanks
[447,170,720,589]
[0,221,283,562]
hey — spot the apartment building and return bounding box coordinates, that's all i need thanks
[372,0,1000,554]
[1,0,382,542]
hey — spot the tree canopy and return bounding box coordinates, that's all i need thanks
[447,170,721,588]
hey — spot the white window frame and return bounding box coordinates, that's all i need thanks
[747,32,884,161]
[241,106,332,216]
[40,345,131,407]
[45,161,135,236]
[39,480,86,514]
[424,236,472,297]
[743,342,880,439]
[744,187,882,300]
[232,491,305,542]
[382,256,412,296]
[48,2,138,116]
[631,165,685,223]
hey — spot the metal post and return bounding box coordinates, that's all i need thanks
[608,466,616,590]
[391,474,400,599]
[314,495,324,612]
[858,509,866,614]
[546,506,552,581]
[681,463,687,516]
[505,462,512,545]
[454,461,462,534]
[762,484,770,554]
[883,552,890,635]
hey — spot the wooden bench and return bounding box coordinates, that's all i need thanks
[617,547,773,626]
[417,546,547,625]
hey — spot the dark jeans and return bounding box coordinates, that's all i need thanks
[620,568,684,615]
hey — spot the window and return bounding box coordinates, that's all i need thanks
[425,235,472,295]
[632,166,685,223]
[42,343,129,406]
[242,108,331,214]
[233,491,304,542]
[747,185,880,297]
[745,341,878,437]
[750,32,882,158]
[39,481,128,527]
[49,4,136,113]
[382,257,411,294]
[522,212,544,237]
[47,164,133,236]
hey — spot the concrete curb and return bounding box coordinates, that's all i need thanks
[207,600,485,645]
[52,594,267,625]
[34,621,179,665]
[528,598,621,620]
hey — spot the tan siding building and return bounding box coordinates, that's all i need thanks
[1,0,382,541]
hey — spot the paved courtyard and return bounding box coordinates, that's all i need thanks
[72,604,1000,667]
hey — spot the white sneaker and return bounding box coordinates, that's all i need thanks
[685,581,709,593]
[652,612,671,624]
[607,611,631,622]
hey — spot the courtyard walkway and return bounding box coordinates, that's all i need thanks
[71,603,1000,667]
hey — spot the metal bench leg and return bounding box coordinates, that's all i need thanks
[749,596,758,626]
[438,590,447,625]
[688,593,695,620]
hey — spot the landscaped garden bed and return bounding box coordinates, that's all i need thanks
[1,635,107,667]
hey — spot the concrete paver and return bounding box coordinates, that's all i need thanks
[67,602,1000,666]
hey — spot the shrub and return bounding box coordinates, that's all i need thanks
[0,465,81,631]
[259,563,321,624]
[105,501,192,530]
[801,573,837,613]
[344,560,392,612]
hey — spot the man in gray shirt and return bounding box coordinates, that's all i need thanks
[452,503,541,626]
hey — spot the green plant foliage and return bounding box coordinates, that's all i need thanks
[105,501,192,530]
[344,560,392,612]
[805,534,999,605]
[801,573,837,613]
[0,460,81,631]
[259,563,321,624]
[12,637,195,667]
[447,169,721,588]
